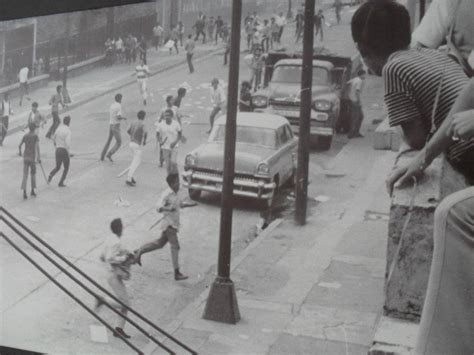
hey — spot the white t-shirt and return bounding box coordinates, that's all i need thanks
[156,120,181,150]
[19,67,29,83]
[109,102,123,124]
[210,86,226,108]
[275,15,287,27]
[348,77,364,103]
[115,39,123,50]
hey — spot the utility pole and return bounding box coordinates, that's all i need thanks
[202,0,242,325]
[294,0,315,226]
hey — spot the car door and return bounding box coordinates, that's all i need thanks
[275,125,295,184]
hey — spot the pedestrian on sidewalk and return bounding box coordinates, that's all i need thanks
[193,16,206,44]
[239,81,252,112]
[351,0,471,178]
[276,12,287,43]
[153,22,164,50]
[295,9,304,43]
[115,37,124,64]
[245,20,254,52]
[18,122,40,200]
[131,35,138,63]
[178,21,185,47]
[347,69,366,138]
[135,58,150,106]
[48,115,71,187]
[169,26,180,55]
[335,0,343,25]
[184,34,195,74]
[27,102,46,131]
[46,85,66,139]
[208,78,225,133]
[101,94,126,162]
[133,173,189,281]
[124,34,133,64]
[248,46,266,91]
[223,34,231,65]
[261,19,271,52]
[18,65,30,106]
[314,9,325,41]
[94,218,136,339]
[125,110,147,187]
[156,109,182,175]
[270,17,280,50]
[215,16,224,44]
[0,92,13,146]
[138,36,147,63]
[207,16,216,43]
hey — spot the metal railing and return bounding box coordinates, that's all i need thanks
[0,206,197,355]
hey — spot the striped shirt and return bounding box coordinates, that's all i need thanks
[383,48,472,161]
[136,64,149,80]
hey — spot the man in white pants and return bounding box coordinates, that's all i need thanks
[156,109,181,175]
[126,110,147,187]
[135,59,150,106]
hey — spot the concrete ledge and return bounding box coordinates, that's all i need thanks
[369,316,418,355]
[373,118,401,152]
[384,150,470,321]
[0,74,50,99]
[56,55,105,80]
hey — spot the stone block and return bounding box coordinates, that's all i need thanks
[369,316,419,355]
[373,118,400,151]
[385,153,470,320]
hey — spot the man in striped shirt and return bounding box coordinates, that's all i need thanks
[135,59,150,106]
[351,0,472,179]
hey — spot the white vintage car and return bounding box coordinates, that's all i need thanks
[183,112,298,206]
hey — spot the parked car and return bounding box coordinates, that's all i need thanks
[183,112,298,207]
[251,51,355,150]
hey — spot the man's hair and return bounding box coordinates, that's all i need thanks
[357,69,366,76]
[63,116,71,125]
[241,80,251,88]
[212,78,219,85]
[32,102,38,108]
[166,173,179,186]
[56,85,62,93]
[177,87,187,96]
[351,0,411,59]
[115,93,122,102]
[166,95,173,103]
[28,122,36,131]
[110,218,122,235]
[137,110,146,120]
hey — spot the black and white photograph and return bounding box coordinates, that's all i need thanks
[0,0,473,354]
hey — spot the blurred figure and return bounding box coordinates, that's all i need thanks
[0,92,13,146]
[18,65,30,106]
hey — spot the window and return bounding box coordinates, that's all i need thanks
[272,65,329,85]
[278,126,289,146]
[210,125,277,148]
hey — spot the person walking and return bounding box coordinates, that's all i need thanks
[248,46,265,91]
[27,102,46,131]
[184,34,195,74]
[239,81,252,112]
[314,9,325,41]
[153,23,164,50]
[172,87,187,108]
[133,173,189,281]
[169,26,180,55]
[261,19,271,52]
[334,0,343,25]
[94,218,136,339]
[208,78,225,133]
[347,69,366,138]
[156,109,182,175]
[0,92,13,146]
[177,21,185,47]
[295,9,304,43]
[101,94,126,162]
[135,59,150,106]
[223,34,231,65]
[18,122,41,200]
[131,35,138,63]
[138,36,147,63]
[215,16,224,44]
[18,65,30,106]
[125,110,147,187]
[46,85,66,139]
[193,16,206,44]
[270,17,280,49]
[207,16,215,42]
[276,12,287,43]
[48,116,72,187]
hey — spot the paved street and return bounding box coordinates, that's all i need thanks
[1,4,395,355]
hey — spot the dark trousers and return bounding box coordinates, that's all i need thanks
[209,106,221,129]
[315,24,324,41]
[101,124,122,160]
[186,53,194,73]
[223,48,230,65]
[261,37,269,52]
[0,115,9,145]
[49,147,70,185]
[195,29,206,43]
[215,28,222,43]
[21,160,36,190]
[137,226,180,270]
[278,26,284,42]
[46,111,60,139]
[348,102,364,137]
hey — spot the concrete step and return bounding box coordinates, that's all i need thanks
[373,117,401,151]
[369,316,419,355]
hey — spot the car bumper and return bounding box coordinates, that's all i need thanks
[182,170,276,199]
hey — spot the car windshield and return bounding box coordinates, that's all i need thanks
[210,125,277,148]
[272,65,329,85]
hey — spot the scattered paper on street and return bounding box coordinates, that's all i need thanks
[314,195,330,203]
[90,325,108,343]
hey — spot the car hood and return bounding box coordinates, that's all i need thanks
[266,83,331,102]
[193,142,275,174]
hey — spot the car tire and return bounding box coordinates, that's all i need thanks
[188,188,201,200]
[316,136,332,151]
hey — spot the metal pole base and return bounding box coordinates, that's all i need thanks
[202,277,240,324]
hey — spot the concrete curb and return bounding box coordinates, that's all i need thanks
[143,218,284,355]
[6,47,225,137]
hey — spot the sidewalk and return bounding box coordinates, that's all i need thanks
[4,41,226,136]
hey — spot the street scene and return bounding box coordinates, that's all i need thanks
[1,0,473,354]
